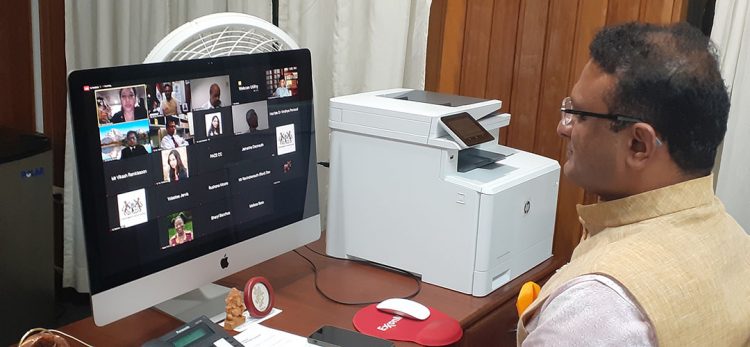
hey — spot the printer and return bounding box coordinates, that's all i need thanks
[326,89,560,296]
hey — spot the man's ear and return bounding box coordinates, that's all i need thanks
[627,123,660,170]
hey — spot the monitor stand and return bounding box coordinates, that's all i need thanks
[153,283,230,323]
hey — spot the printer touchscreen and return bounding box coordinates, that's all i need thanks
[440,112,494,148]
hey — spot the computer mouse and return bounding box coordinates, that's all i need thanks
[376,298,431,321]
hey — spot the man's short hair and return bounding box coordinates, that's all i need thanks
[126,130,137,138]
[590,22,730,175]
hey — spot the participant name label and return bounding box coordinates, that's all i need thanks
[248,201,265,209]
[241,143,264,152]
[166,192,189,201]
[269,107,299,116]
[211,211,231,220]
[238,170,271,182]
[111,169,148,181]
[208,182,229,190]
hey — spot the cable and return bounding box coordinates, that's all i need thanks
[305,245,421,278]
[293,247,422,305]
[19,328,93,347]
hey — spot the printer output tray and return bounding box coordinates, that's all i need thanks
[457,148,507,173]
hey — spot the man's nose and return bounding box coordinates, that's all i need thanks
[556,120,571,138]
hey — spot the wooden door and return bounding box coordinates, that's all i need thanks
[0,1,35,132]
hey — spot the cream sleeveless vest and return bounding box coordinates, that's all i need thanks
[517,176,750,346]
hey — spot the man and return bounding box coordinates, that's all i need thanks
[161,83,178,116]
[120,130,148,159]
[245,109,259,133]
[517,22,750,347]
[199,83,222,110]
[273,79,291,97]
[160,118,189,149]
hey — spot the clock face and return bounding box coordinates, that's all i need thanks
[252,283,270,312]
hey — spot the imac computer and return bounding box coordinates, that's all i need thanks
[68,49,320,326]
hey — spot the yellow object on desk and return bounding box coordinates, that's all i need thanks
[516,281,541,317]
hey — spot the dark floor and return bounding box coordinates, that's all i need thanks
[55,287,92,327]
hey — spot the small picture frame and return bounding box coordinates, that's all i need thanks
[244,276,274,318]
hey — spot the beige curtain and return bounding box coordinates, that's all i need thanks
[63,0,431,292]
[712,0,750,234]
[279,0,431,228]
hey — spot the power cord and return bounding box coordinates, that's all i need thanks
[293,246,422,305]
[19,328,93,347]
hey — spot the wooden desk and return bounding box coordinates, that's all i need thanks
[58,240,557,346]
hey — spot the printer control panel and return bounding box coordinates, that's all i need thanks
[440,112,495,148]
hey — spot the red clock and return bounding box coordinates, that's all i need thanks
[244,276,275,318]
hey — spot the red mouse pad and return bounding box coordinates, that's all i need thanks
[353,304,463,346]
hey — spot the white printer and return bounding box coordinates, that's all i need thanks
[326,89,560,296]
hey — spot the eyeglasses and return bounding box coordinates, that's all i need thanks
[560,97,644,126]
[559,97,663,146]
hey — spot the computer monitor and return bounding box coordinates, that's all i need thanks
[68,49,320,326]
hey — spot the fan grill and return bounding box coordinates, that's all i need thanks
[166,26,288,61]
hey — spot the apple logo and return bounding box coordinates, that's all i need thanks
[220,254,229,269]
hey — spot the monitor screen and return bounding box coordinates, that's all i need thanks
[68,49,320,326]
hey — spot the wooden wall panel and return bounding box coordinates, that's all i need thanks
[607,0,642,25]
[671,0,689,22]
[0,1,35,132]
[425,0,447,93]
[459,0,496,98]
[485,0,522,145]
[640,0,675,24]
[435,0,468,94]
[426,0,689,265]
[506,0,549,152]
[535,0,579,161]
[40,0,67,187]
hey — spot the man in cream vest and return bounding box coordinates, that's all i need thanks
[517,22,750,346]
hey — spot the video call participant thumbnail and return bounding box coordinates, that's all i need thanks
[266,67,298,99]
[207,114,222,137]
[191,76,231,111]
[230,185,274,226]
[148,177,194,219]
[272,152,306,184]
[230,74,267,104]
[191,108,234,143]
[99,119,150,162]
[102,147,152,196]
[160,83,179,116]
[111,86,148,123]
[190,169,232,205]
[192,200,233,237]
[120,130,149,159]
[97,96,112,125]
[106,188,149,230]
[162,212,194,248]
[188,136,237,177]
[161,148,189,182]
[232,101,270,135]
[161,116,190,149]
